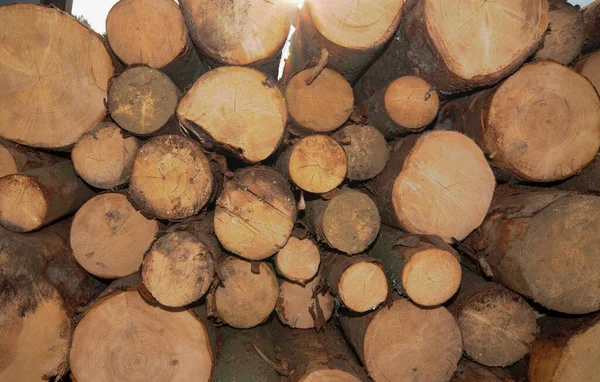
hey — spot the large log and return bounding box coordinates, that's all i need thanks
[274,236,321,284]
[466,185,600,314]
[449,269,537,367]
[177,66,287,163]
[0,4,115,149]
[305,188,380,254]
[369,225,461,307]
[365,131,495,242]
[339,297,463,382]
[0,161,95,232]
[282,0,405,84]
[106,0,208,89]
[275,276,334,329]
[583,0,600,53]
[71,122,141,189]
[451,360,515,382]
[435,61,600,182]
[214,166,296,261]
[574,51,600,92]
[0,139,62,178]
[69,275,214,382]
[180,0,293,79]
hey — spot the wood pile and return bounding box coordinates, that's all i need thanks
[1,1,600,381]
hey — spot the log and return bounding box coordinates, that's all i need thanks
[364,76,440,138]
[69,275,214,382]
[166,211,222,262]
[70,192,159,279]
[0,139,62,178]
[369,225,461,307]
[210,256,279,329]
[449,269,537,367]
[275,236,320,284]
[271,320,369,381]
[106,0,208,89]
[465,185,600,314]
[214,166,296,261]
[0,161,95,232]
[71,122,141,189]
[0,4,115,149]
[282,0,405,84]
[285,68,354,135]
[583,0,600,53]
[533,0,585,65]
[529,314,600,382]
[180,0,294,79]
[365,131,495,242]
[435,61,600,182]
[354,0,548,97]
[555,153,600,193]
[322,252,388,313]
[276,134,347,194]
[141,231,215,308]
[213,325,279,382]
[339,297,462,382]
[331,124,389,181]
[275,276,334,329]
[178,66,287,163]
[107,66,181,136]
[574,51,600,92]
[451,360,515,382]
[129,135,215,220]
[305,188,380,254]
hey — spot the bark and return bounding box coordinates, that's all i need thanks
[451,359,515,382]
[167,210,222,261]
[583,0,600,53]
[0,139,62,178]
[555,153,600,193]
[275,276,334,330]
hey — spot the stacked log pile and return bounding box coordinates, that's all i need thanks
[0,0,599,381]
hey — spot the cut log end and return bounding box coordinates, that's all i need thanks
[575,52,600,93]
[70,290,213,382]
[286,68,354,134]
[72,122,141,189]
[108,67,180,136]
[402,248,461,307]
[300,370,362,382]
[0,142,17,177]
[276,278,334,329]
[339,262,387,312]
[332,124,389,181]
[275,236,320,283]
[0,175,47,232]
[385,76,439,131]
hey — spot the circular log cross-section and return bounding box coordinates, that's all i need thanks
[286,68,354,135]
[275,236,321,284]
[142,232,215,308]
[213,256,279,329]
[108,67,180,136]
[71,193,159,279]
[276,277,334,329]
[0,4,114,149]
[575,52,600,93]
[214,166,296,261]
[178,67,287,163]
[129,135,214,220]
[70,290,213,382]
[72,122,141,189]
[331,124,389,181]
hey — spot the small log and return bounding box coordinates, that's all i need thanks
[214,166,296,261]
[275,236,320,284]
[177,66,287,163]
[107,67,181,136]
[583,0,600,53]
[574,51,600,92]
[556,153,600,193]
[331,124,389,181]
[449,269,537,367]
[323,252,388,313]
[466,185,600,314]
[72,122,141,189]
[276,276,334,329]
[533,0,585,65]
[451,360,515,382]
[0,4,115,149]
[129,135,215,220]
[0,139,62,178]
[282,0,405,84]
[271,320,369,381]
[210,256,279,329]
[435,61,600,182]
[141,231,215,308]
[364,76,440,138]
[285,68,354,135]
[106,0,208,89]
[369,225,461,307]
[339,297,462,382]
[71,192,159,279]
[276,135,347,194]
[365,131,495,242]
[305,188,380,254]
[69,275,214,382]
[0,161,95,232]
